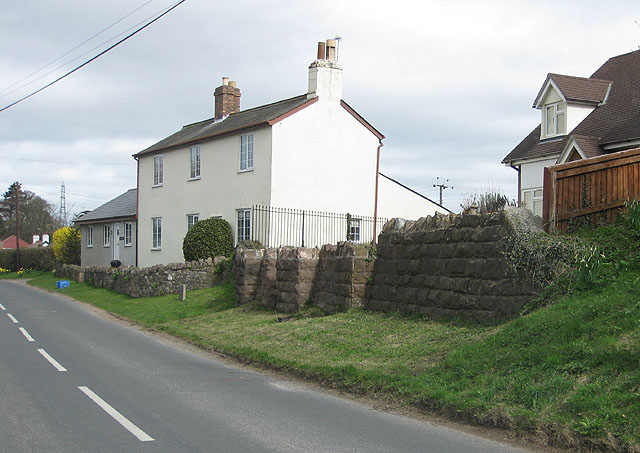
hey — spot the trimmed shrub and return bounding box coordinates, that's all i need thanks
[183,217,233,261]
[0,247,55,271]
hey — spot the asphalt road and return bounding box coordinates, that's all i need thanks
[0,281,532,452]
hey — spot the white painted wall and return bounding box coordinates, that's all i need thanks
[377,175,447,220]
[137,127,273,267]
[520,157,558,190]
[566,104,595,133]
[270,96,379,216]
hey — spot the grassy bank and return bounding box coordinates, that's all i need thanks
[23,223,640,451]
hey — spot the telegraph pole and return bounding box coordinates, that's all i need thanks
[14,182,21,271]
[432,177,453,206]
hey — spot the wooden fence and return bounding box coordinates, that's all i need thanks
[543,148,640,232]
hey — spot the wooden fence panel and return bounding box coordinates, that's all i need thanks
[544,148,640,232]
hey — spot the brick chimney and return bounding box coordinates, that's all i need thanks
[214,77,241,120]
[307,39,343,102]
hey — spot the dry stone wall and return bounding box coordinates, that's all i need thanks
[56,257,229,298]
[365,208,540,320]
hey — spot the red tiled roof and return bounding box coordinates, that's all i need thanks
[0,235,30,249]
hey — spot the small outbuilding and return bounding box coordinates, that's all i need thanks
[74,189,137,267]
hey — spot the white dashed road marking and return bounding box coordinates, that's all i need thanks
[18,327,35,342]
[78,386,154,442]
[37,349,67,372]
[7,313,18,324]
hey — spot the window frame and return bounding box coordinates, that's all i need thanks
[189,145,201,180]
[86,226,93,248]
[236,209,251,243]
[187,214,200,231]
[349,217,361,243]
[544,102,566,137]
[522,188,544,218]
[240,134,254,171]
[152,217,162,250]
[103,224,111,247]
[124,222,132,246]
[153,154,164,186]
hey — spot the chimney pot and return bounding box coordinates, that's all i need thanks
[229,81,236,88]
[222,76,229,86]
[325,39,337,61]
[317,41,326,60]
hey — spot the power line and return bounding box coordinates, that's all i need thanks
[0,0,188,113]
[0,155,134,166]
[0,0,156,98]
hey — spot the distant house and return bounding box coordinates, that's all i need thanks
[502,50,640,217]
[0,235,30,249]
[134,39,447,267]
[74,189,137,267]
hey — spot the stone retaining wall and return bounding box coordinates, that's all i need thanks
[365,208,540,320]
[56,257,229,298]
[235,242,372,313]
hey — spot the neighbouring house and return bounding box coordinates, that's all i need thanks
[0,235,30,249]
[502,49,640,217]
[74,189,137,267]
[29,233,50,247]
[134,39,447,267]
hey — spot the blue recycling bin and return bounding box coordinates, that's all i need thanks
[56,280,70,289]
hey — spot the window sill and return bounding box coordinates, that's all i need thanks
[103,245,110,248]
[152,184,163,188]
[87,245,93,248]
[124,244,132,247]
[151,248,162,251]
[188,176,201,181]
[238,168,254,174]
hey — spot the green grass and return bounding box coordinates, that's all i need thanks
[0,269,49,280]
[23,222,640,451]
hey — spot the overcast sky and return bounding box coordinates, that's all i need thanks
[1,0,639,217]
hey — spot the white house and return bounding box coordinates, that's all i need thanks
[134,39,447,267]
[503,50,640,217]
[74,189,137,267]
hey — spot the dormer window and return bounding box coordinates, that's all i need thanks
[545,102,565,137]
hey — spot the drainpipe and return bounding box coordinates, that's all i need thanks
[509,162,521,207]
[134,155,139,267]
[372,140,383,243]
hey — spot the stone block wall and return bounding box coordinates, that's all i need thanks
[235,243,373,313]
[56,257,229,298]
[313,243,374,311]
[365,208,540,320]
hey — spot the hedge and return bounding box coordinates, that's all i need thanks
[0,247,56,272]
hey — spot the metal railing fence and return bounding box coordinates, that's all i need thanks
[250,205,387,248]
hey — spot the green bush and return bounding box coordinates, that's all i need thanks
[0,247,55,271]
[182,217,233,261]
[52,226,80,265]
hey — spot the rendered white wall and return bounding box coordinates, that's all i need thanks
[137,127,273,267]
[566,104,595,133]
[520,157,558,190]
[377,176,447,220]
[270,97,380,216]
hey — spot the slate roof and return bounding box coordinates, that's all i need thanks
[534,74,611,107]
[134,95,314,157]
[74,189,137,223]
[503,50,640,164]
